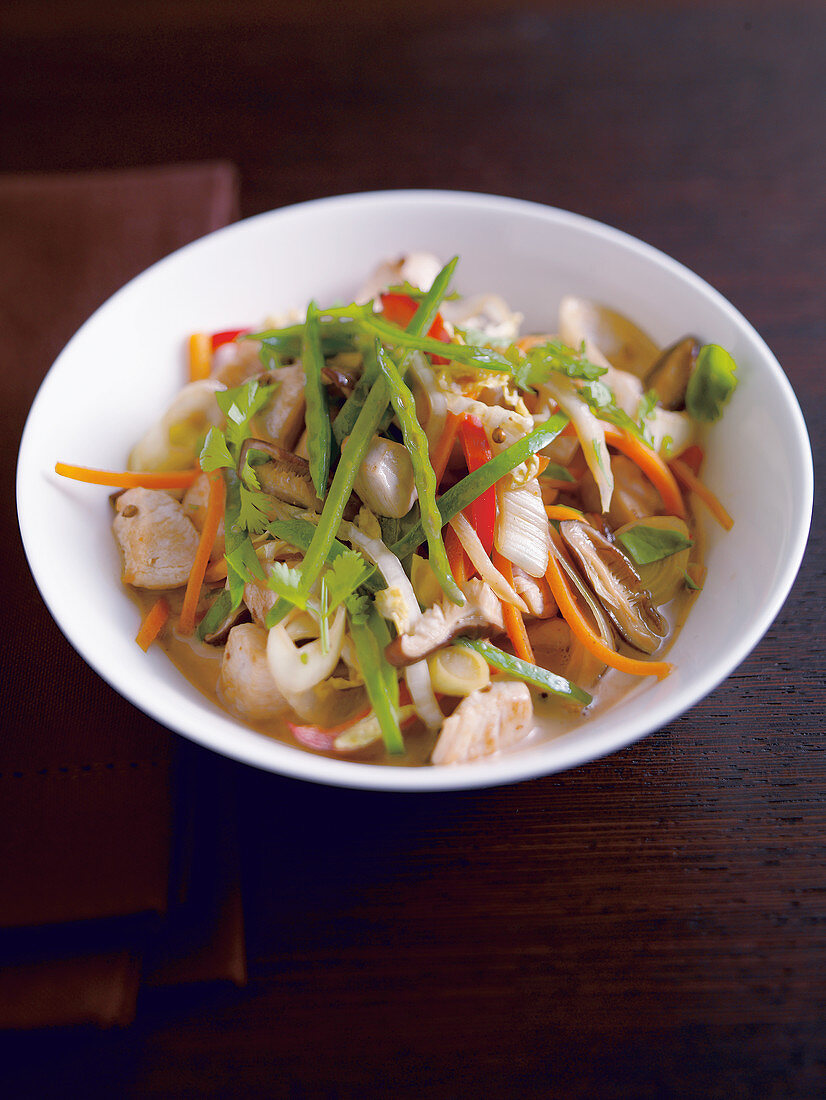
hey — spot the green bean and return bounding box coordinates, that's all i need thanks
[332,336,380,445]
[295,257,459,599]
[301,301,332,498]
[454,638,592,706]
[348,609,404,754]
[375,340,463,605]
[389,413,569,560]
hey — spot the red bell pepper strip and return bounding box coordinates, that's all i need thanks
[211,328,247,351]
[379,293,451,365]
[458,414,496,554]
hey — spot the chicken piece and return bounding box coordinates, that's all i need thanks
[218,623,289,722]
[182,471,225,559]
[431,681,533,765]
[113,488,199,589]
[211,337,263,388]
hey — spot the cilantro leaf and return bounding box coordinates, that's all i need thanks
[685,344,737,421]
[200,426,234,472]
[512,340,606,392]
[618,525,693,565]
[237,486,272,535]
[325,549,375,612]
[266,561,308,610]
[216,378,275,450]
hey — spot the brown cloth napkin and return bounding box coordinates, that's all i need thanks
[1,163,245,1027]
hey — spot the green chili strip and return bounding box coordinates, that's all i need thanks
[389,413,569,560]
[251,316,363,359]
[332,336,380,445]
[358,314,513,372]
[375,340,463,604]
[302,301,332,498]
[349,607,404,754]
[455,638,592,706]
[295,258,459,600]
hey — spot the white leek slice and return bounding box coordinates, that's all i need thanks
[540,373,613,513]
[494,479,550,578]
[449,513,528,612]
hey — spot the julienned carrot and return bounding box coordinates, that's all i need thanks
[55,463,199,490]
[178,469,225,635]
[545,504,586,522]
[432,410,463,486]
[135,597,170,652]
[493,551,535,663]
[669,458,734,531]
[603,428,686,518]
[544,553,673,681]
[188,332,212,382]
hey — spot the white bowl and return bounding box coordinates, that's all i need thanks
[17,191,813,791]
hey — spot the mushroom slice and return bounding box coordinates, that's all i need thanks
[113,488,200,589]
[645,335,701,411]
[559,519,667,654]
[431,681,533,765]
[558,295,660,380]
[384,579,504,667]
[240,438,323,512]
[253,363,307,452]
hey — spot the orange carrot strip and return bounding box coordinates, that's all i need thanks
[545,504,586,522]
[669,458,733,531]
[55,463,199,490]
[178,470,226,635]
[444,523,468,585]
[545,553,672,680]
[188,332,212,382]
[432,410,463,487]
[493,551,535,664]
[135,597,170,652]
[603,428,686,518]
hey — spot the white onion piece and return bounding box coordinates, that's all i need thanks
[494,479,550,578]
[404,660,443,730]
[646,407,695,457]
[266,605,346,694]
[448,513,528,612]
[540,374,613,513]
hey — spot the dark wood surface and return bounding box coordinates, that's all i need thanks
[2,2,824,1096]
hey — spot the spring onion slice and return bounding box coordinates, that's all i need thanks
[390,412,569,561]
[375,340,463,605]
[455,638,592,706]
[302,301,332,498]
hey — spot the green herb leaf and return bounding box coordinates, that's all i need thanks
[683,570,701,591]
[200,426,234,472]
[325,549,375,612]
[266,560,308,610]
[216,378,275,451]
[237,485,272,535]
[685,344,737,421]
[512,340,606,392]
[618,525,693,565]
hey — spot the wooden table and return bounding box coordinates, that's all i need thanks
[2,2,823,1095]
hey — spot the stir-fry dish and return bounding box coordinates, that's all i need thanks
[57,254,738,765]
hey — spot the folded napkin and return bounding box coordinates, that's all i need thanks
[1,162,245,1027]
